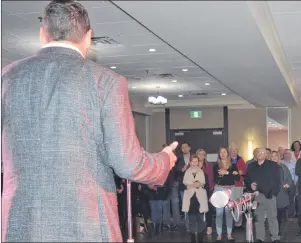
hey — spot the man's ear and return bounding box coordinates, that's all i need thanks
[85,29,92,49]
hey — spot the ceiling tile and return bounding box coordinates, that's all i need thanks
[2,1,47,14]
[2,10,33,31]
[87,5,130,24]
[92,21,150,38]
[268,1,301,13]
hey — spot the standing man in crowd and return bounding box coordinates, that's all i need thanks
[172,142,191,230]
[282,149,298,219]
[230,145,246,228]
[295,157,301,236]
[245,147,281,242]
[1,1,178,242]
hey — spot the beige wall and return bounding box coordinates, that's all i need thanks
[290,105,301,143]
[149,108,268,159]
[149,112,165,152]
[228,109,267,161]
[268,130,289,151]
[170,107,224,129]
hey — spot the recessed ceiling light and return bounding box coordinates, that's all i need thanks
[132,86,137,89]
[221,93,226,96]
[205,83,210,86]
[178,94,183,97]
[149,48,156,52]
[269,122,272,124]
[182,68,188,72]
[172,80,177,83]
[110,66,116,69]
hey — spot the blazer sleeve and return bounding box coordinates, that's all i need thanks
[101,76,170,185]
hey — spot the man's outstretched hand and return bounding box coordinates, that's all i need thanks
[162,141,178,170]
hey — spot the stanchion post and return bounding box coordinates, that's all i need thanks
[126,180,134,243]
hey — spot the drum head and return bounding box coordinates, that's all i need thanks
[210,190,230,208]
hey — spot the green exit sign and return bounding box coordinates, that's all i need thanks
[190,111,202,118]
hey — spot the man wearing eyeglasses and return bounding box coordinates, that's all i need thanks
[244,147,281,242]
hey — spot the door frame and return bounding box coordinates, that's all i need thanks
[170,127,226,155]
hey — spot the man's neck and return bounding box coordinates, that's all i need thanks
[257,159,265,165]
[43,41,85,57]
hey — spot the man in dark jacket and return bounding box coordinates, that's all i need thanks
[294,158,301,236]
[172,143,191,230]
[244,147,281,242]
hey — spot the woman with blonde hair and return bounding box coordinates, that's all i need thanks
[213,147,240,242]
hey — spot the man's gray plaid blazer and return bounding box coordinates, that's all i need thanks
[1,47,170,242]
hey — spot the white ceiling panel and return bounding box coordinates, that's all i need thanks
[2,0,241,107]
[2,1,48,14]
[91,44,174,57]
[269,1,301,95]
[112,34,163,46]
[268,1,301,13]
[87,5,130,24]
[2,10,34,31]
[114,0,299,107]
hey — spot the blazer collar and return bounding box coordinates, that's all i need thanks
[38,45,84,59]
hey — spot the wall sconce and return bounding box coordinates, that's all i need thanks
[248,140,253,160]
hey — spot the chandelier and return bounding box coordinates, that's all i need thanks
[148,86,167,105]
[148,95,167,105]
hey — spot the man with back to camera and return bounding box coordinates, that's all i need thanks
[1,1,178,242]
[244,147,281,242]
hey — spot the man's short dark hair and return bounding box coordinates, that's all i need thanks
[182,142,191,148]
[42,0,91,43]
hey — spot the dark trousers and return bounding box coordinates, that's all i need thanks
[149,200,164,224]
[277,208,287,233]
[188,213,206,233]
[288,183,296,218]
[297,184,301,227]
[205,190,214,228]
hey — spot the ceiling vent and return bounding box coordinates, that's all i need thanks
[189,92,210,98]
[158,73,175,79]
[195,92,209,96]
[91,36,120,45]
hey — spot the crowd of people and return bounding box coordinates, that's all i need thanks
[115,140,301,242]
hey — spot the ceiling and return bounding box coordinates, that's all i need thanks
[2,1,301,112]
[268,1,301,98]
[113,1,300,108]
